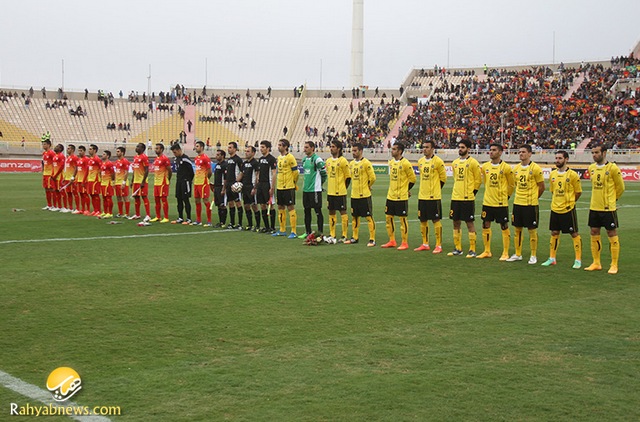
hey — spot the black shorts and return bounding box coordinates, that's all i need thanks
[276,188,296,206]
[303,191,323,209]
[256,182,273,205]
[213,186,226,207]
[511,204,539,228]
[449,200,475,222]
[327,195,347,211]
[225,185,240,202]
[242,186,256,205]
[482,205,509,224]
[418,199,442,221]
[549,209,578,234]
[385,199,408,216]
[175,180,192,199]
[351,197,373,217]
[588,210,619,230]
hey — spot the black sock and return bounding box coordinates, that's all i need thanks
[229,207,236,225]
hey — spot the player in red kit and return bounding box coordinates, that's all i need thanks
[128,143,151,220]
[73,146,89,214]
[41,139,56,210]
[192,141,212,225]
[150,143,172,223]
[85,144,103,216]
[114,147,131,217]
[51,144,66,212]
[61,144,78,213]
[100,150,116,218]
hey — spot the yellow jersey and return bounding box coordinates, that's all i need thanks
[588,162,625,211]
[387,157,416,201]
[451,156,481,201]
[325,155,350,196]
[349,158,376,198]
[513,161,544,206]
[481,161,514,207]
[276,153,299,190]
[549,168,582,213]
[417,155,446,200]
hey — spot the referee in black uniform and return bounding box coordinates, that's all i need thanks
[170,143,194,224]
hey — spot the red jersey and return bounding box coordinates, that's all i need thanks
[194,153,211,186]
[132,154,150,184]
[153,154,171,186]
[114,158,131,185]
[86,155,102,182]
[52,153,65,180]
[42,150,56,176]
[100,161,115,186]
[64,154,78,180]
[76,156,88,183]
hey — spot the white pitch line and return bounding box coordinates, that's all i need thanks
[2,204,639,246]
[0,370,111,421]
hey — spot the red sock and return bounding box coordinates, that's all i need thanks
[143,197,150,216]
[46,190,52,207]
[162,197,169,219]
[154,197,161,218]
[117,201,123,215]
[83,194,90,212]
[92,195,101,213]
[125,201,130,215]
[54,191,61,208]
[196,202,202,223]
[61,191,68,209]
[135,198,141,216]
[205,202,211,223]
[73,192,80,210]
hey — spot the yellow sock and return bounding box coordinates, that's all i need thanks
[501,228,511,256]
[482,228,492,254]
[341,213,349,238]
[420,221,429,245]
[469,231,477,252]
[591,235,602,266]
[352,216,360,240]
[514,227,523,256]
[289,209,297,234]
[434,221,442,247]
[329,214,337,238]
[278,209,286,232]
[572,235,581,261]
[453,229,462,251]
[609,235,620,267]
[529,228,538,257]
[550,234,559,259]
[366,216,376,241]
[385,215,395,241]
[400,216,408,244]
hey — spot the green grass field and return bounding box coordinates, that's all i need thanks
[1,173,639,421]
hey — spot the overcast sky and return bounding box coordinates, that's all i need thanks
[1,0,638,94]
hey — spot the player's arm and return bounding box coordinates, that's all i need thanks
[236,160,244,183]
[342,158,351,189]
[506,166,515,198]
[141,164,149,187]
[167,163,172,182]
[290,156,299,185]
[613,165,625,200]
[366,161,376,187]
[319,158,327,184]
[438,159,446,188]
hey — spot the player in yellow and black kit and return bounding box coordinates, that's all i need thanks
[273,139,299,238]
[448,140,482,257]
[585,144,625,274]
[541,150,583,269]
[381,142,416,250]
[345,143,377,246]
[325,139,351,243]
[477,143,515,260]
[415,140,447,254]
[505,144,545,264]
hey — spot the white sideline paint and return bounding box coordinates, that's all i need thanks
[0,370,111,421]
[1,204,638,246]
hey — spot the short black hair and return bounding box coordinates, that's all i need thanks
[520,144,532,153]
[170,143,182,151]
[68,144,76,151]
[89,144,98,151]
[155,143,165,151]
[394,142,405,153]
[459,140,471,149]
[116,146,126,154]
[304,141,315,149]
[217,149,226,158]
[260,140,272,149]
[489,143,503,151]
[229,141,238,150]
[104,150,111,158]
[352,143,364,151]
[279,139,290,150]
[195,141,205,148]
[422,140,436,149]
[556,150,569,159]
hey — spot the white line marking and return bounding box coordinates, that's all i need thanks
[0,370,111,421]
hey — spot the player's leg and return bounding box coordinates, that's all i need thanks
[607,227,620,275]
[328,208,337,239]
[398,215,409,250]
[382,201,397,248]
[585,211,603,271]
[340,209,348,240]
[500,222,511,261]
[571,232,582,269]
[236,200,244,227]
[477,211,493,258]
[287,203,297,237]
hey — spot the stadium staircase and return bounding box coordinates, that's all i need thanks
[563,74,585,100]
[184,105,196,144]
[384,106,413,150]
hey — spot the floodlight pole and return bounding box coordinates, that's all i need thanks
[350,0,364,89]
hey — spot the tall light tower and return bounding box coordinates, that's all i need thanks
[350,0,364,88]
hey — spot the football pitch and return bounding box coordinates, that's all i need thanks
[1,173,639,421]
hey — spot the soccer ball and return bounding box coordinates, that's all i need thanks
[231,182,243,193]
[323,235,336,244]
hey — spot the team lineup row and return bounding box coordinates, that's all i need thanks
[39,138,624,274]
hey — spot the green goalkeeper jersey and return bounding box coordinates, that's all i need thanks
[302,153,327,192]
